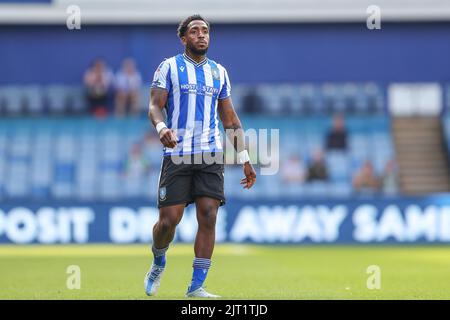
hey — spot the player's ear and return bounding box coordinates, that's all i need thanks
[180,36,187,46]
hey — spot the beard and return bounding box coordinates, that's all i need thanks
[188,42,208,55]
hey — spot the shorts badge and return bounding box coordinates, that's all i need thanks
[159,187,167,201]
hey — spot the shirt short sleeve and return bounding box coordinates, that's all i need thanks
[151,59,171,91]
[218,67,231,100]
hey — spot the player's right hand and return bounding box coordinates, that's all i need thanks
[159,128,178,148]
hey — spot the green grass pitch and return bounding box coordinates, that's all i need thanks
[0,244,449,300]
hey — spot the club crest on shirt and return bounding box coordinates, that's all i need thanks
[159,187,167,201]
[212,68,220,80]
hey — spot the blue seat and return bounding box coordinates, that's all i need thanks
[230,84,248,113]
[8,134,31,163]
[363,83,384,114]
[45,85,71,114]
[52,183,73,198]
[321,83,343,114]
[305,181,329,197]
[277,85,298,114]
[31,185,50,198]
[328,182,352,197]
[255,84,283,114]
[0,133,7,156]
[5,162,29,197]
[0,155,6,194]
[340,83,359,113]
[299,84,324,115]
[0,114,398,201]
[75,179,98,200]
[0,86,25,115]
[326,151,350,182]
[54,162,75,183]
[352,84,370,114]
[22,86,44,115]
[67,86,87,114]
[446,84,450,113]
[224,167,242,197]
[99,171,121,199]
[139,86,150,113]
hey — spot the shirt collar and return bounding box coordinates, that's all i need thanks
[183,53,208,67]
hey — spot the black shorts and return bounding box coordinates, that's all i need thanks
[157,152,225,208]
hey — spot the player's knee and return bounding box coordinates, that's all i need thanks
[199,207,217,230]
[159,215,180,232]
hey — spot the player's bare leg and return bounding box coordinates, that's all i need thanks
[194,197,219,258]
[153,203,185,248]
[186,197,221,298]
[145,203,185,296]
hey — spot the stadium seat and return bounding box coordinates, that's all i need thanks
[52,183,74,198]
[76,134,98,199]
[99,171,121,199]
[229,84,247,112]
[139,86,150,113]
[20,85,44,115]
[55,135,76,162]
[0,86,26,116]
[326,151,350,182]
[321,83,343,114]
[0,132,6,156]
[341,83,359,114]
[349,134,370,158]
[298,84,324,115]
[305,181,328,197]
[123,175,145,197]
[224,167,242,197]
[66,86,88,115]
[255,84,283,114]
[328,181,352,197]
[0,151,5,196]
[305,133,324,155]
[284,183,305,198]
[364,83,384,114]
[445,83,450,113]
[277,85,297,115]
[0,115,395,201]
[30,134,53,198]
[5,162,29,197]
[146,171,160,198]
[9,133,31,161]
[45,85,71,115]
[54,162,75,183]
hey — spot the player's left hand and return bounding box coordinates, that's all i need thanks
[240,162,256,189]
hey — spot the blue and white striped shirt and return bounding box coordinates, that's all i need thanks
[151,53,231,156]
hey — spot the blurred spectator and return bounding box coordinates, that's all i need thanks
[281,153,306,184]
[326,114,347,150]
[114,58,143,117]
[381,159,399,195]
[307,149,329,182]
[123,143,150,179]
[83,58,114,117]
[352,160,380,193]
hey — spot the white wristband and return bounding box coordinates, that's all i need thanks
[156,122,167,134]
[237,150,250,164]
